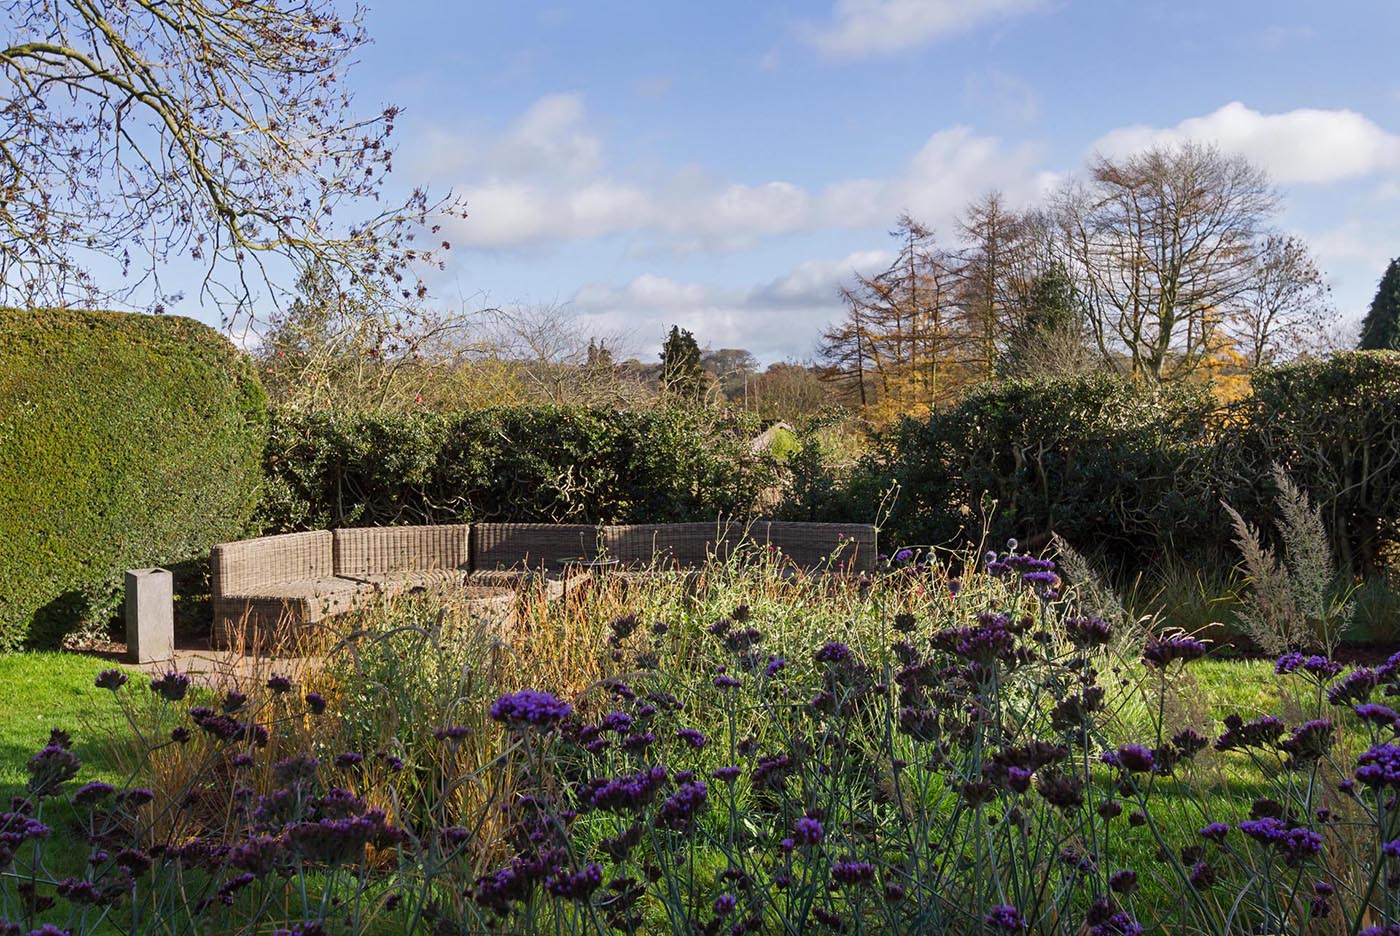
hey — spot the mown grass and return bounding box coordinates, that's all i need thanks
[0,651,128,789]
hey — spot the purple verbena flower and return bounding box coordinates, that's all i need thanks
[489,690,572,730]
[1280,719,1334,766]
[1239,817,1324,865]
[676,728,706,748]
[712,766,741,784]
[1302,656,1345,678]
[831,860,876,886]
[1355,742,1400,788]
[1066,616,1113,648]
[793,816,824,846]
[1355,704,1400,730]
[545,863,602,901]
[1109,744,1155,773]
[1089,912,1144,936]
[656,780,709,832]
[151,671,191,701]
[1329,668,1380,707]
[600,711,633,734]
[1216,714,1285,752]
[1108,869,1138,894]
[984,905,1026,931]
[95,669,128,691]
[72,781,115,806]
[1199,822,1230,842]
[1142,636,1208,667]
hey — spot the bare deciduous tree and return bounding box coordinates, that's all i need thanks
[819,214,961,420]
[257,265,492,410]
[751,361,831,421]
[488,302,646,407]
[1058,143,1278,381]
[954,190,1031,380]
[1227,234,1336,368]
[0,0,459,321]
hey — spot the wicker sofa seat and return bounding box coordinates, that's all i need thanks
[211,520,878,646]
[467,523,599,596]
[211,530,371,644]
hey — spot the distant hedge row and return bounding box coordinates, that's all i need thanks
[6,307,1393,649]
[812,352,1400,576]
[258,407,779,531]
[242,353,1400,579]
[0,309,266,649]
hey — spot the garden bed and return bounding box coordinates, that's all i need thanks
[2,551,1398,935]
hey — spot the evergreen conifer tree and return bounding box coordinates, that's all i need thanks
[660,326,704,398]
[1359,258,1400,351]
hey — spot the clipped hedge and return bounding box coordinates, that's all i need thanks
[838,354,1400,576]
[258,406,778,531]
[0,309,267,648]
[1228,351,1400,575]
[850,376,1222,570]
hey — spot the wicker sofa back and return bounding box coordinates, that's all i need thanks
[471,523,601,571]
[211,530,335,595]
[333,524,472,578]
[211,520,876,646]
[604,521,761,569]
[764,521,877,575]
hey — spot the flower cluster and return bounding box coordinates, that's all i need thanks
[488,690,573,730]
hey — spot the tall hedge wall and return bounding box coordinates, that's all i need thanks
[258,407,778,531]
[845,376,1222,570]
[0,309,267,648]
[839,352,1400,576]
[1229,351,1400,575]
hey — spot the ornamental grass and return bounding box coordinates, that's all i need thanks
[3,546,1399,935]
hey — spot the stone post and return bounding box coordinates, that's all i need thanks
[125,568,174,664]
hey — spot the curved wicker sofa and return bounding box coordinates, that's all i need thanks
[211,520,876,646]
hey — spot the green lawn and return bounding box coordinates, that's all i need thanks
[0,651,131,788]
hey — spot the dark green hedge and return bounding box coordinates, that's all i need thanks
[258,407,779,530]
[834,353,1400,576]
[842,376,1221,570]
[1227,352,1400,575]
[0,309,267,648]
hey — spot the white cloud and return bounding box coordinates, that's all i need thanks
[801,0,1045,59]
[435,96,1048,251]
[1092,102,1400,184]
[1309,220,1400,275]
[753,250,892,306]
[416,92,602,181]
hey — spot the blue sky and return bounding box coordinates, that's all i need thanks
[244,0,1400,361]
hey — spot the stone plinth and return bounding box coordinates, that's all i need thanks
[125,568,174,664]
